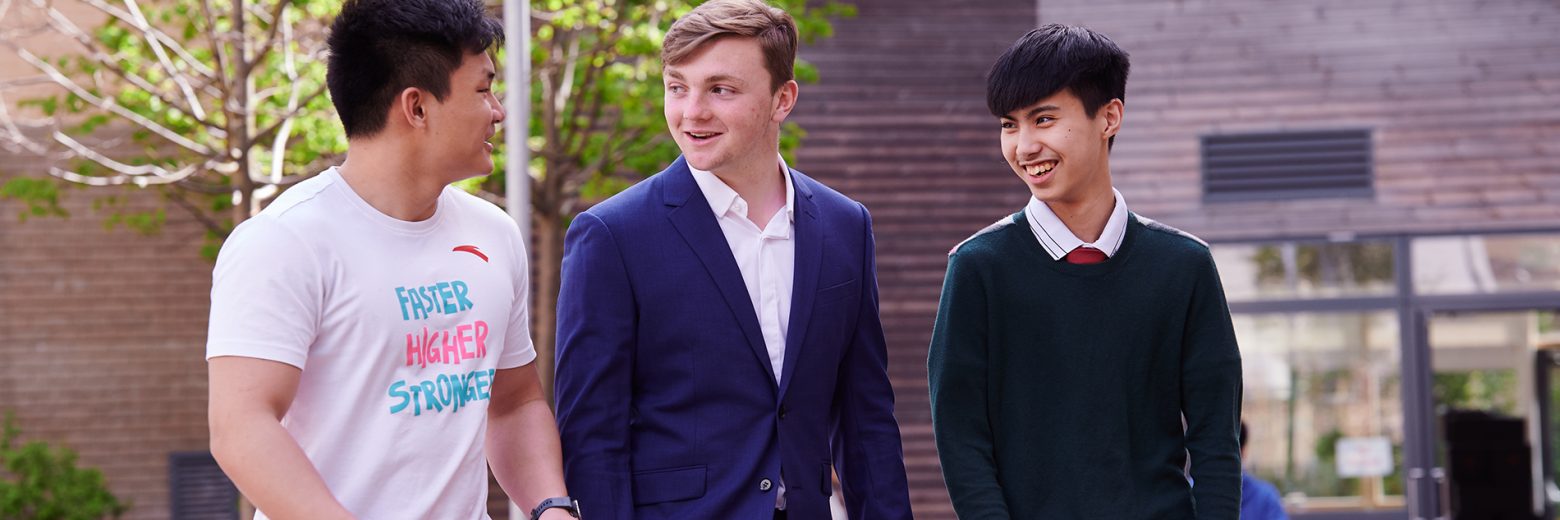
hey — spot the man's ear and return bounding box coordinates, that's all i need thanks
[396,87,429,129]
[1100,98,1124,141]
[771,80,799,123]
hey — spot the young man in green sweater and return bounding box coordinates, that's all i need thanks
[927,24,1243,519]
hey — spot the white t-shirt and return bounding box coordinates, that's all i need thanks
[206,167,536,520]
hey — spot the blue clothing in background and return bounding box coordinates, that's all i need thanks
[1241,472,1288,519]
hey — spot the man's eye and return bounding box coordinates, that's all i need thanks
[1000,121,1016,129]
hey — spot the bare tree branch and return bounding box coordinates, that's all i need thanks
[562,0,631,158]
[69,0,219,80]
[245,0,290,77]
[9,46,215,155]
[266,11,301,185]
[247,82,328,150]
[48,130,230,187]
[164,187,229,237]
[197,0,232,95]
[0,91,51,155]
[0,75,51,89]
[26,8,226,134]
[121,0,209,120]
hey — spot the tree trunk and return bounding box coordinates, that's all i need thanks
[531,208,565,405]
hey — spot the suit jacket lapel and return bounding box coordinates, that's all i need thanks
[779,170,820,400]
[661,158,776,388]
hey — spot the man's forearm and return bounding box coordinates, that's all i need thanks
[210,414,352,520]
[487,396,570,518]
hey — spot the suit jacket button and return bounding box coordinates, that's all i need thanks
[778,406,788,420]
[759,478,773,492]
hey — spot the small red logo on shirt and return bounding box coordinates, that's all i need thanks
[453,245,488,262]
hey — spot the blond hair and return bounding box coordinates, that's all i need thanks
[662,0,798,92]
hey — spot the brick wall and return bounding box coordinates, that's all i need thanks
[0,165,214,519]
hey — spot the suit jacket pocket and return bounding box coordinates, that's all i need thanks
[816,278,858,306]
[631,465,707,506]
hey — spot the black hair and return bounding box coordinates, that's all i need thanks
[326,0,504,138]
[986,24,1130,148]
[1239,422,1249,450]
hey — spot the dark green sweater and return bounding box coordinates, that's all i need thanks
[928,211,1243,519]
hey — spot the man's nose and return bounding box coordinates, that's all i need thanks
[1017,128,1043,157]
[682,93,712,121]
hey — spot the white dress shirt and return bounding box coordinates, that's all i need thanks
[689,158,796,384]
[690,157,796,510]
[1025,188,1130,260]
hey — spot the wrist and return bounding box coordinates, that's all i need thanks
[529,496,580,519]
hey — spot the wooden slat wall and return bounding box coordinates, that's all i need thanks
[1040,0,1560,238]
[790,1,1038,517]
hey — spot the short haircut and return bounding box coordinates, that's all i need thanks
[662,0,798,92]
[986,24,1130,147]
[326,0,504,138]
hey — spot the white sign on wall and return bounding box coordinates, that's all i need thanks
[1335,436,1394,478]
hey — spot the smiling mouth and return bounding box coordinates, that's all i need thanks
[1024,160,1058,176]
[686,131,721,142]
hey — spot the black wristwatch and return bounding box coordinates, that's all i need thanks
[530,496,581,519]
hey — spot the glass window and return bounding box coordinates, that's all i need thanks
[1236,311,1405,510]
[1413,233,1560,295]
[1212,241,1396,301]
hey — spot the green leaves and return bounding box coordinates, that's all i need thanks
[523,0,855,207]
[0,178,69,221]
[8,0,850,259]
[6,0,348,244]
[0,413,128,520]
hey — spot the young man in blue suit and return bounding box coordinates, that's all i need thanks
[553,1,913,518]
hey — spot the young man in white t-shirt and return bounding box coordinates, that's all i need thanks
[205,1,577,518]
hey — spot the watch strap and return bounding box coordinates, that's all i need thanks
[530,496,580,519]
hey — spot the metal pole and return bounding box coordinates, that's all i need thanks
[502,1,531,518]
[504,0,531,239]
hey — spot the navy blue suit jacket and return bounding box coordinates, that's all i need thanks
[554,157,912,520]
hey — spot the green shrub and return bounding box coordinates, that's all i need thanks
[0,413,126,520]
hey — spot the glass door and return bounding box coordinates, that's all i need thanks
[1422,309,1559,520]
[1538,346,1560,520]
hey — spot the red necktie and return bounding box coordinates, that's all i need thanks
[1064,246,1107,265]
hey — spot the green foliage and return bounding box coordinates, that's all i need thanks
[0,178,69,221]
[510,0,855,211]
[0,413,126,520]
[12,0,852,259]
[10,0,345,242]
[1251,242,1395,294]
[1433,369,1518,414]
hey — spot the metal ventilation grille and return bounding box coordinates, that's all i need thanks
[168,451,239,520]
[1201,129,1373,201]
